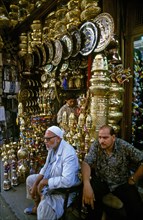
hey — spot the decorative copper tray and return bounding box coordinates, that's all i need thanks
[94,13,114,53]
[59,60,69,72]
[79,21,98,56]
[60,34,73,60]
[70,28,81,57]
[41,73,47,82]
[38,44,47,66]
[52,39,63,66]
[45,40,54,64]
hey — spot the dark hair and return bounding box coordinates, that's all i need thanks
[99,125,116,135]
[65,94,76,100]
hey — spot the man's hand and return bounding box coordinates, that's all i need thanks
[82,181,95,209]
[38,179,48,195]
[30,184,38,200]
[128,176,136,185]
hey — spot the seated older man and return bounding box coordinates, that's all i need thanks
[24,125,80,220]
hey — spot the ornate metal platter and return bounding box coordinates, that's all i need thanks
[79,21,98,56]
[60,34,73,60]
[41,73,47,82]
[59,60,69,72]
[52,39,63,66]
[45,40,54,64]
[45,63,54,73]
[38,44,47,66]
[33,46,41,67]
[70,28,81,57]
[94,13,114,53]
[36,45,44,66]
[18,89,30,101]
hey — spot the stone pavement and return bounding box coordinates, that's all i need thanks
[0,183,37,220]
[0,193,19,220]
[0,158,36,220]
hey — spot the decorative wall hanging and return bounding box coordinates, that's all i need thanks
[79,21,98,56]
[94,13,114,53]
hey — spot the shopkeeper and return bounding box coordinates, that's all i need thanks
[57,94,80,126]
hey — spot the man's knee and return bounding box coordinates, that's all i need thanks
[26,174,38,185]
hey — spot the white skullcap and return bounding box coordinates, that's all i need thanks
[46,126,64,138]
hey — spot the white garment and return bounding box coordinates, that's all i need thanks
[26,139,80,219]
[26,174,60,220]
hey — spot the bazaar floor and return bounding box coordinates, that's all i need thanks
[0,158,36,220]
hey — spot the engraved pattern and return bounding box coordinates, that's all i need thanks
[45,40,54,64]
[52,39,63,66]
[60,34,73,60]
[79,21,98,56]
[71,29,81,57]
[94,13,114,53]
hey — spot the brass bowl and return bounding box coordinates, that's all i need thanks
[11,20,18,27]
[47,29,56,39]
[108,111,123,122]
[54,21,67,35]
[55,8,67,20]
[45,18,57,29]
[10,5,19,11]
[80,6,101,21]
[9,11,18,19]
[67,21,81,31]
[17,147,28,159]
[46,11,55,19]
[19,0,28,6]
[81,0,99,10]
[67,0,80,10]
[66,9,81,23]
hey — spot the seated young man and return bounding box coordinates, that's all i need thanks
[81,125,143,220]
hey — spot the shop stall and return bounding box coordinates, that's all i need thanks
[0,0,138,189]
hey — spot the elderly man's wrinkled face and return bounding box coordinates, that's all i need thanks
[43,131,60,151]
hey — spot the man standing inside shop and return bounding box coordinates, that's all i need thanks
[24,125,80,220]
[81,124,143,220]
[57,94,80,127]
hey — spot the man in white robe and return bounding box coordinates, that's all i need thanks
[24,125,80,220]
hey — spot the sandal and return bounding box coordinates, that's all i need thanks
[24,207,37,215]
